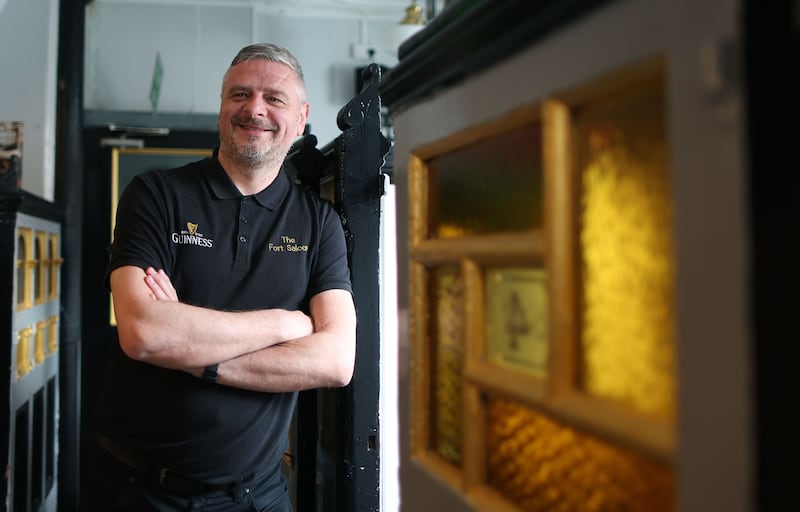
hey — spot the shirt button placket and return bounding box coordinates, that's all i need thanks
[235,197,251,265]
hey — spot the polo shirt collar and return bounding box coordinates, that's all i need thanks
[205,147,290,210]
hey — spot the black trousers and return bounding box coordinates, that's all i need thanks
[81,439,291,512]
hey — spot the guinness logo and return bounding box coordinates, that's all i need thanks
[171,221,214,248]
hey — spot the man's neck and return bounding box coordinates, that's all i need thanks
[218,153,281,196]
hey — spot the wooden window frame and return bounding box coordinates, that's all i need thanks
[408,59,673,507]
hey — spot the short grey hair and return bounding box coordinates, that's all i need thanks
[223,43,306,100]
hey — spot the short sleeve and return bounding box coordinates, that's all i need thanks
[306,200,352,300]
[104,172,173,291]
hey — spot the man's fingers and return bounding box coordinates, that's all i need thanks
[144,267,179,302]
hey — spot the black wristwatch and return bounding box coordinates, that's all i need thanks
[202,364,219,384]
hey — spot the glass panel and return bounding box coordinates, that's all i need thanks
[486,397,674,512]
[49,234,59,299]
[42,233,51,299]
[16,234,26,306]
[485,267,548,377]
[33,235,42,302]
[576,79,676,420]
[430,266,463,465]
[46,378,56,491]
[428,123,543,238]
[14,402,29,512]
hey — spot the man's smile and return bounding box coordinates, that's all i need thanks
[233,117,276,134]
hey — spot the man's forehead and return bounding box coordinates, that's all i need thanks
[223,60,303,95]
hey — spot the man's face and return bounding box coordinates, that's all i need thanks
[218,59,309,170]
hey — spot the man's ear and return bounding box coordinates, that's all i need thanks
[297,103,310,136]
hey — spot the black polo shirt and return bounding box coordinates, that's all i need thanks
[96,150,352,482]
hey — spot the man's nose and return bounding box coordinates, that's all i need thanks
[242,96,269,117]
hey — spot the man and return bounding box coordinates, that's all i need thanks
[83,43,356,511]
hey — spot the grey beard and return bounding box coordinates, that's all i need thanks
[224,140,286,171]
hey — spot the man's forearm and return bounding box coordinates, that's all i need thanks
[210,331,355,392]
[112,266,313,369]
[183,288,357,392]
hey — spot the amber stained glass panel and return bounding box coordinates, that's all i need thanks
[428,123,543,238]
[576,80,676,420]
[487,397,674,512]
[430,266,464,465]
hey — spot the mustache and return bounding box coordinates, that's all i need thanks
[231,116,277,131]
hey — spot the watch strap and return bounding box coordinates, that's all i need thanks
[202,364,219,384]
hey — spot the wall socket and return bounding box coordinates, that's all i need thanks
[351,43,375,59]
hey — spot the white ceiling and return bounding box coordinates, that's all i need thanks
[91,0,420,21]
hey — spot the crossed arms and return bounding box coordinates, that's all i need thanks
[110,265,356,393]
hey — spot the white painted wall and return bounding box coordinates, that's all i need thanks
[83,1,407,145]
[0,0,416,198]
[0,0,60,200]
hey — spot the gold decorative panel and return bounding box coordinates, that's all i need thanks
[427,123,543,238]
[48,316,59,354]
[34,320,47,365]
[486,397,674,512]
[485,268,548,377]
[431,266,464,465]
[17,327,33,379]
[576,79,676,420]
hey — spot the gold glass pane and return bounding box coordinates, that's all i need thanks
[576,79,675,420]
[487,397,674,512]
[430,266,463,465]
[428,123,543,238]
[485,267,548,377]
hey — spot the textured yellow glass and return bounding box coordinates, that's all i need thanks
[485,267,548,377]
[576,80,676,420]
[430,266,464,465]
[428,123,543,238]
[487,397,674,511]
